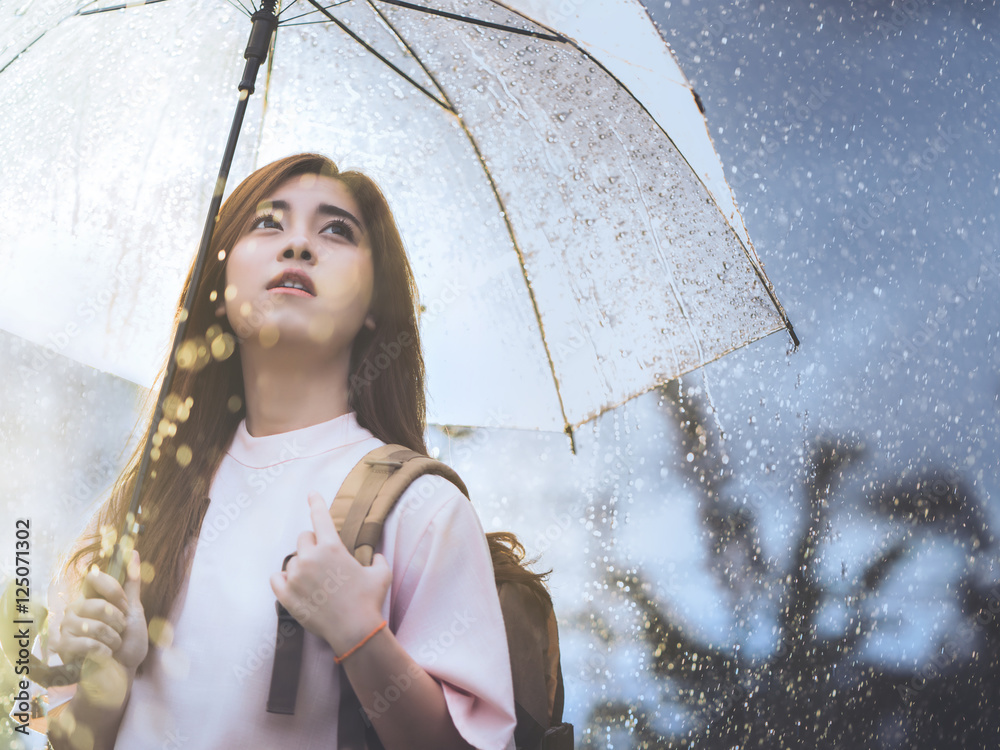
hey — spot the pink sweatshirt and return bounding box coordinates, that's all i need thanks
[46,412,516,749]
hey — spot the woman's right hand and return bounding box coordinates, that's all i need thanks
[48,551,148,748]
[57,551,148,687]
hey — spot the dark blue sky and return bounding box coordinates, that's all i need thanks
[635,0,998,516]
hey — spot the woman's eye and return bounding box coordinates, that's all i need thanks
[250,214,281,231]
[322,219,356,242]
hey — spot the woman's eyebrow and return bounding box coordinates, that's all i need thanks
[317,203,365,235]
[257,199,365,235]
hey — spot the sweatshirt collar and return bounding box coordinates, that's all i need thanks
[227,411,374,469]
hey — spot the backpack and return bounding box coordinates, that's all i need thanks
[265,444,574,750]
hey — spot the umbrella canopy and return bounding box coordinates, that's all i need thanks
[0,0,796,436]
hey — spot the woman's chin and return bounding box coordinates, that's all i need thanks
[238,319,354,357]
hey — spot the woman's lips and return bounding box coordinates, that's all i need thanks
[266,269,316,296]
[269,286,314,298]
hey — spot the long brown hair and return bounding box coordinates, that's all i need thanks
[488,532,552,612]
[64,154,427,629]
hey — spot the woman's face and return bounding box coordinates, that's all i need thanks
[224,174,375,354]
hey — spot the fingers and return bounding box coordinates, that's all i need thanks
[123,551,144,616]
[270,570,289,605]
[80,566,129,613]
[63,616,124,654]
[307,491,339,545]
[59,607,121,664]
[64,637,115,664]
[370,553,390,575]
[296,530,317,555]
[71,599,128,634]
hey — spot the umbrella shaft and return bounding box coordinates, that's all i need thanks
[108,10,275,584]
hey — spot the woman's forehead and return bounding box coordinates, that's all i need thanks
[259,173,359,214]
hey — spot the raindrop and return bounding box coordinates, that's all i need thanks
[176,444,193,468]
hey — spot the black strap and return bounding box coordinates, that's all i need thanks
[542,658,573,750]
[552,656,565,724]
[542,723,575,750]
[266,554,304,714]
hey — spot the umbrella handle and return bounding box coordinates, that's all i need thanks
[240,2,278,95]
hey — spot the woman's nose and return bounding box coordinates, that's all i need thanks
[280,236,315,264]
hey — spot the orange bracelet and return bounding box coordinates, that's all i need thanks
[334,620,388,664]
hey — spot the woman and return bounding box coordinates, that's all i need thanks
[44,154,517,749]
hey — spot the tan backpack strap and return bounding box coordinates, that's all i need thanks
[328,444,401,534]
[336,445,416,565]
[271,443,468,722]
[353,452,470,564]
[334,445,469,750]
[334,444,470,566]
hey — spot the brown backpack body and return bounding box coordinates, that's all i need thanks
[266,444,573,749]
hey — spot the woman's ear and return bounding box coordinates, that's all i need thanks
[216,302,227,318]
[364,314,376,331]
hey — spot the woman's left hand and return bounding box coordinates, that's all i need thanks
[270,492,391,656]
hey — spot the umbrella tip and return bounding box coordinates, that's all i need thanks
[565,425,577,455]
[787,322,801,349]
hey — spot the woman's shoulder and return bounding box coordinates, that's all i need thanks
[380,472,486,565]
[391,473,473,529]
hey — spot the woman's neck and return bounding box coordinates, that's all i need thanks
[238,344,352,437]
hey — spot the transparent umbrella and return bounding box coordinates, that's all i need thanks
[1,0,796,440]
[0,0,800,728]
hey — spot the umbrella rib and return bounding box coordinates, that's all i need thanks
[573,324,792,432]
[276,0,302,17]
[369,0,577,441]
[369,7,576,446]
[226,0,255,18]
[277,9,325,23]
[0,0,162,76]
[362,0,453,106]
[482,193,576,443]
[76,0,172,16]
[278,0,351,24]
[0,27,52,77]
[274,9,312,23]
[275,18,343,26]
[506,5,800,348]
[372,0,565,42]
[303,0,454,113]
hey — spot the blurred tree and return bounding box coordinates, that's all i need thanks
[583,381,1000,748]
